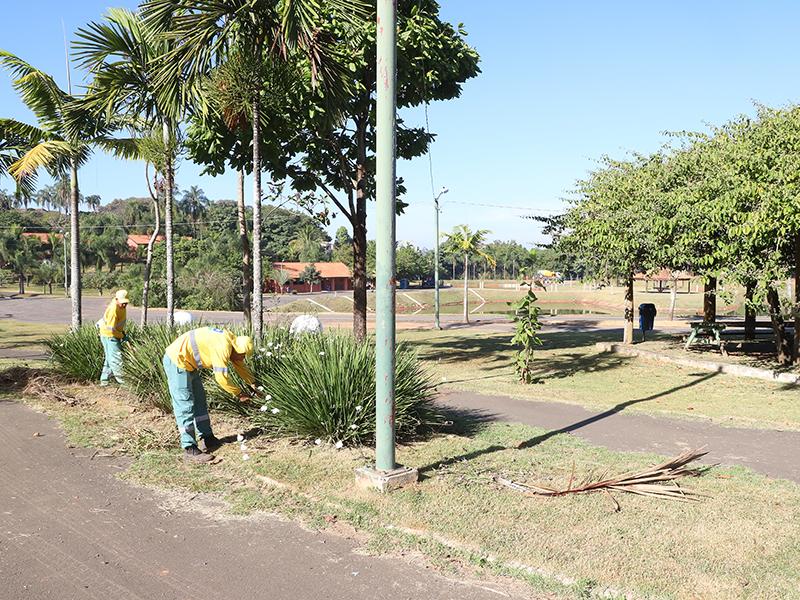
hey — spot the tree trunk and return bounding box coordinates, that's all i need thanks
[767,287,791,364]
[623,274,634,344]
[163,121,175,328]
[237,167,252,328]
[251,96,263,339]
[669,278,677,320]
[703,277,717,323]
[794,236,800,363]
[463,253,469,323]
[140,179,161,327]
[18,272,25,295]
[69,159,81,330]
[352,219,368,341]
[744,281,756,341]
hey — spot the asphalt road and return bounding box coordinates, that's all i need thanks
[0,400,529,600]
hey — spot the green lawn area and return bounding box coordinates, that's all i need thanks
[0,319,63,367]
[268,282,746,317]
[12,379,799,600]
[399,328,800,431]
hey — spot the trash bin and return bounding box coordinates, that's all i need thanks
[399,278,409,289]
[638,303,657,341]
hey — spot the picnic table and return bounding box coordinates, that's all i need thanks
[685,322,727,353]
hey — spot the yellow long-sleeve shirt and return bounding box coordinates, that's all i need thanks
[99,299,127,339]
[165,327,254,396]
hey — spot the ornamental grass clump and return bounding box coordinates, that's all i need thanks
[45,325,105,382]
[219,331,438,446]
[122,322,197,412]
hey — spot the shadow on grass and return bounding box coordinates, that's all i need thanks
[419,370,722,476]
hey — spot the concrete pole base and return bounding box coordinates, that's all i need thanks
[355,465,418,493]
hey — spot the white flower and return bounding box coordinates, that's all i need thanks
[268,342,273,348]
[355,405,362,412]
[334,441,343,449]
[236,433,244,442]
[271,407,280,414]
[319,351,325,356]
[349,424,357,430]
[266,351,273,357]
[259,405,269,412]
[242,453,250,461]
[263,394,272,401]
[314,438,322,445]
[259,348,267,354]
[240,442,248,451]
[257,385,264,392]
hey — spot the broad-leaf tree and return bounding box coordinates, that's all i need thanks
[289,0,480,340]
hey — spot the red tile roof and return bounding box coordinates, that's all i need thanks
[22,232,62,242]
[127,234,165,249]
[272,262,351,279]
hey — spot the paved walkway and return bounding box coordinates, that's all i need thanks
[439,390,800,483]
[0,400,526,600]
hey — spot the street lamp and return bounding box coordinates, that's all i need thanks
[433,187,449,330]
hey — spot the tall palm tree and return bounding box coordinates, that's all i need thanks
[0,130,35,206]
[0,51,134,329]
[178,185,208,237]
[140,0,366,339]
[290,223,323,262]
[74,7,186,327]
[442,225,495,323]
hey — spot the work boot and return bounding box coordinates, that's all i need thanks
[183,445,215,464]
[201,434,222,452]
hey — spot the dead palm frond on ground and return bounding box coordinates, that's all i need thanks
[494,448,710,509]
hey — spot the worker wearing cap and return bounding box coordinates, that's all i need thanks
[163,327,254,462]
[99,289,129,386]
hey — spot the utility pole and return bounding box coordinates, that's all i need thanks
[433,187,448,330]
[355,0,417,493]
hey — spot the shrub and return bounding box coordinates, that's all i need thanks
[212,331,438,446]
[45,325,105,381]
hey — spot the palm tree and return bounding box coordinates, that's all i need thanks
[75,7,186,327]
[0,130,35,206]
[442,225,495,323]
[139,0,366,339]
[290,223,323,262]
[272,268,292,294]
[0,225,37,294]
[85,194,101,211]
[0,52,134,329]
[178,185,208,237]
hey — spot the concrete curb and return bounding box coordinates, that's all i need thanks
[596,342,800,385]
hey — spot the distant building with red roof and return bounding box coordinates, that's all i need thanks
[269,261,352,293]
[126,233,165,251]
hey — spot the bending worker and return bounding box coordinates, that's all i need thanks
[163,326,254,463]
[99,289,129,386]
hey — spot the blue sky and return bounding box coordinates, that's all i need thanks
[3,1,800,248]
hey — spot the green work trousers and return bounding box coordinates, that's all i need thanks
[100,336,124,385]
[162,353,213,448]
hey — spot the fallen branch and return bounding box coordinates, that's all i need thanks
[494,448,710,504]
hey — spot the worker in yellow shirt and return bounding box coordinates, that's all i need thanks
[162,326,255,463]
[99,289,129,386]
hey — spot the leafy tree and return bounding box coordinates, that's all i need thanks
[75,7,186,327]
[442,225,494,323]
[0,225,39,294]
[142,0,366,339]
[288,0,480,340]
[0,51,134,329]
[300,263,322,293]
[35,260,61,294]
[290,223,324,262]
[178,185,209,237]
[511,289,543,383]
[396,243,427,281]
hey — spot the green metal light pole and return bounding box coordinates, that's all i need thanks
[374,0,398,472]
[433,187,448,330]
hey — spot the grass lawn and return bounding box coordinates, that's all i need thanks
[399,328,800,431]
[6,376,799,600]
[0,319,63,362]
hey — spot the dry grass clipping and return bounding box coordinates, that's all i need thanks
[494,448,710,510]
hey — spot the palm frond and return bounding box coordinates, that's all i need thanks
[94,137,142,160]
[0,51,66,127]
[9,140,73,179]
